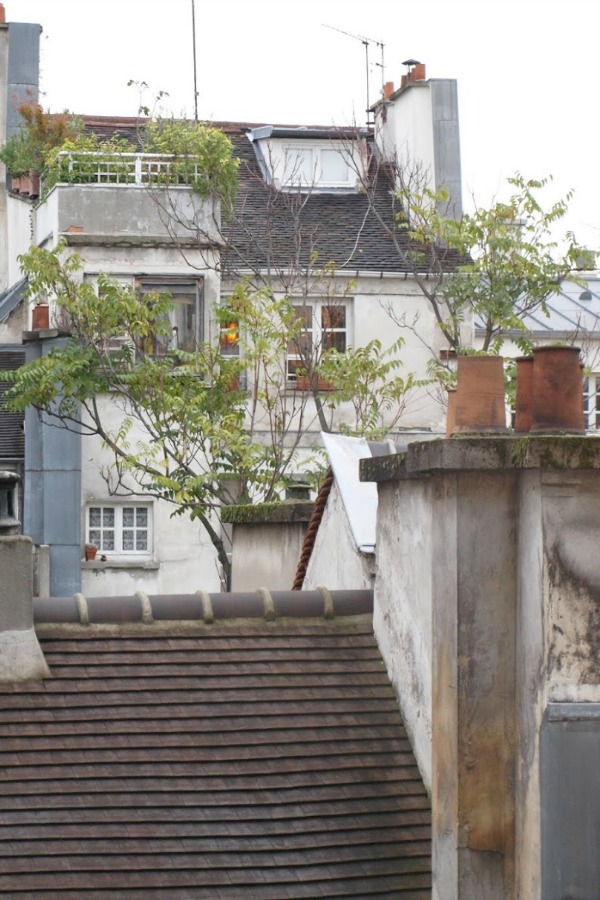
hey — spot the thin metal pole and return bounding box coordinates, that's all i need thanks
[191,0,198,121]
[363,39,370,124]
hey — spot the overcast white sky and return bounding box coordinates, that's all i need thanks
[8,0,600,248]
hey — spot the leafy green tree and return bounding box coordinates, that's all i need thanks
[398,173,590,356]
[7,243,420,586]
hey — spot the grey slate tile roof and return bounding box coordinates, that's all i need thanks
[0,592,432,897]
[222,129,405,276]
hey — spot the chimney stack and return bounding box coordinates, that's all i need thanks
[0,531,50,681]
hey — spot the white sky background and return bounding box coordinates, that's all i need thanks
[8,0,600,249]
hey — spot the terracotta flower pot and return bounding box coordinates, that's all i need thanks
[84,545,98,561]
[445,388,457,437]
[530,346,585,434]
[514,356,534,433]
[452,356,507,434]
[31,304,50,330]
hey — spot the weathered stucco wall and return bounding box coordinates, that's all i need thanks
[361,436,600,900]
[35,184,221,246]
[303,481,374,591]
[372,476,433,790]
[80,403,222,597]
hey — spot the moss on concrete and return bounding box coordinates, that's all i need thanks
[362,435,600,482]
[221,500,314,525]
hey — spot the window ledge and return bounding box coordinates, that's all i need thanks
[81,559,160,571]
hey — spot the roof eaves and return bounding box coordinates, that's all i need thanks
[0,277,27,323]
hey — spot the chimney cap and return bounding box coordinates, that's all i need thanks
[402,58,422,68]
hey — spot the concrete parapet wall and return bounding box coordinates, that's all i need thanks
[362,435,600,900]
[0,535,49,681]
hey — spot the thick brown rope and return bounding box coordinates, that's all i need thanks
[292,468,335,590]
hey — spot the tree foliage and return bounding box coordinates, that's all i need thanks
[0,100,82,176]
[7,243,419,585]
[399,173,590,356]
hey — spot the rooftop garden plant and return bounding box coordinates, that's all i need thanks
[0,101,83,179]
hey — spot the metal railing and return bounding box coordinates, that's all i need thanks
[51,151,204,186]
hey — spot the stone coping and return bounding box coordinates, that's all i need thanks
[33,588,373,626]
[221,500,314,525]
[360,434,600,483]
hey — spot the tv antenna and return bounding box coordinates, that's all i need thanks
[322,24,385,125]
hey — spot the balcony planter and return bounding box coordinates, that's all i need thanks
[31,303,50,331]
[19,172,41,198]
[295,375,334,392]
[530,345,585,433]
[452,355,507,434]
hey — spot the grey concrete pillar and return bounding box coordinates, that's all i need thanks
[0,534,49,680]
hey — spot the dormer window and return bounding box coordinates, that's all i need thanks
[247,126,366,194]
[282,144,354,189]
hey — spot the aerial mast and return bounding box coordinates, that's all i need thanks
[322,24,385,125]
[191,0,199,121]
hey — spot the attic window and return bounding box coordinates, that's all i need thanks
[282,144,354,189]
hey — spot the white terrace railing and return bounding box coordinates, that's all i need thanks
[50,151,204,187]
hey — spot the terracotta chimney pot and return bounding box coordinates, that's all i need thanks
[0,5,6,24]
[412,63,426,81]
[383,81,395,99]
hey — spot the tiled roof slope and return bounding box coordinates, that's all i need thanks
[0,593,431,898]
[222,130,403,275]
[82,117,406,275]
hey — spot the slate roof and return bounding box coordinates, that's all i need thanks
[81,116,407,276]
[474,277,600,342]
[221,128,403,276]
[0,590,431,897]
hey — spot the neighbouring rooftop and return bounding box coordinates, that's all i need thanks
[0,590,432,897]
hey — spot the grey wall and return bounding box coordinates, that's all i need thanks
[431,80,462,219]
[5,22,41,137]
[24,335,81,596]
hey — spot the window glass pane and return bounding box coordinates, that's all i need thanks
[321,149,350,183]
[325,332,347,352]
[89,529,101,546]
[122,531,134,551]
[136,508,148,527]
[89,508,101,527]
[103,531,115,551]
[284,148,314,183]
[322,306,346,329]
[136,532,148,551]
[103,508,115,527]
[123,508,134,527]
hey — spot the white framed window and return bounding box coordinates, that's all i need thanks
[86,503,152,555]
[281,144,355,189]
[287,301,350,383]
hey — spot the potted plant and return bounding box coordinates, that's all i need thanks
[84,542,98,561]
[0,101,83,198]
